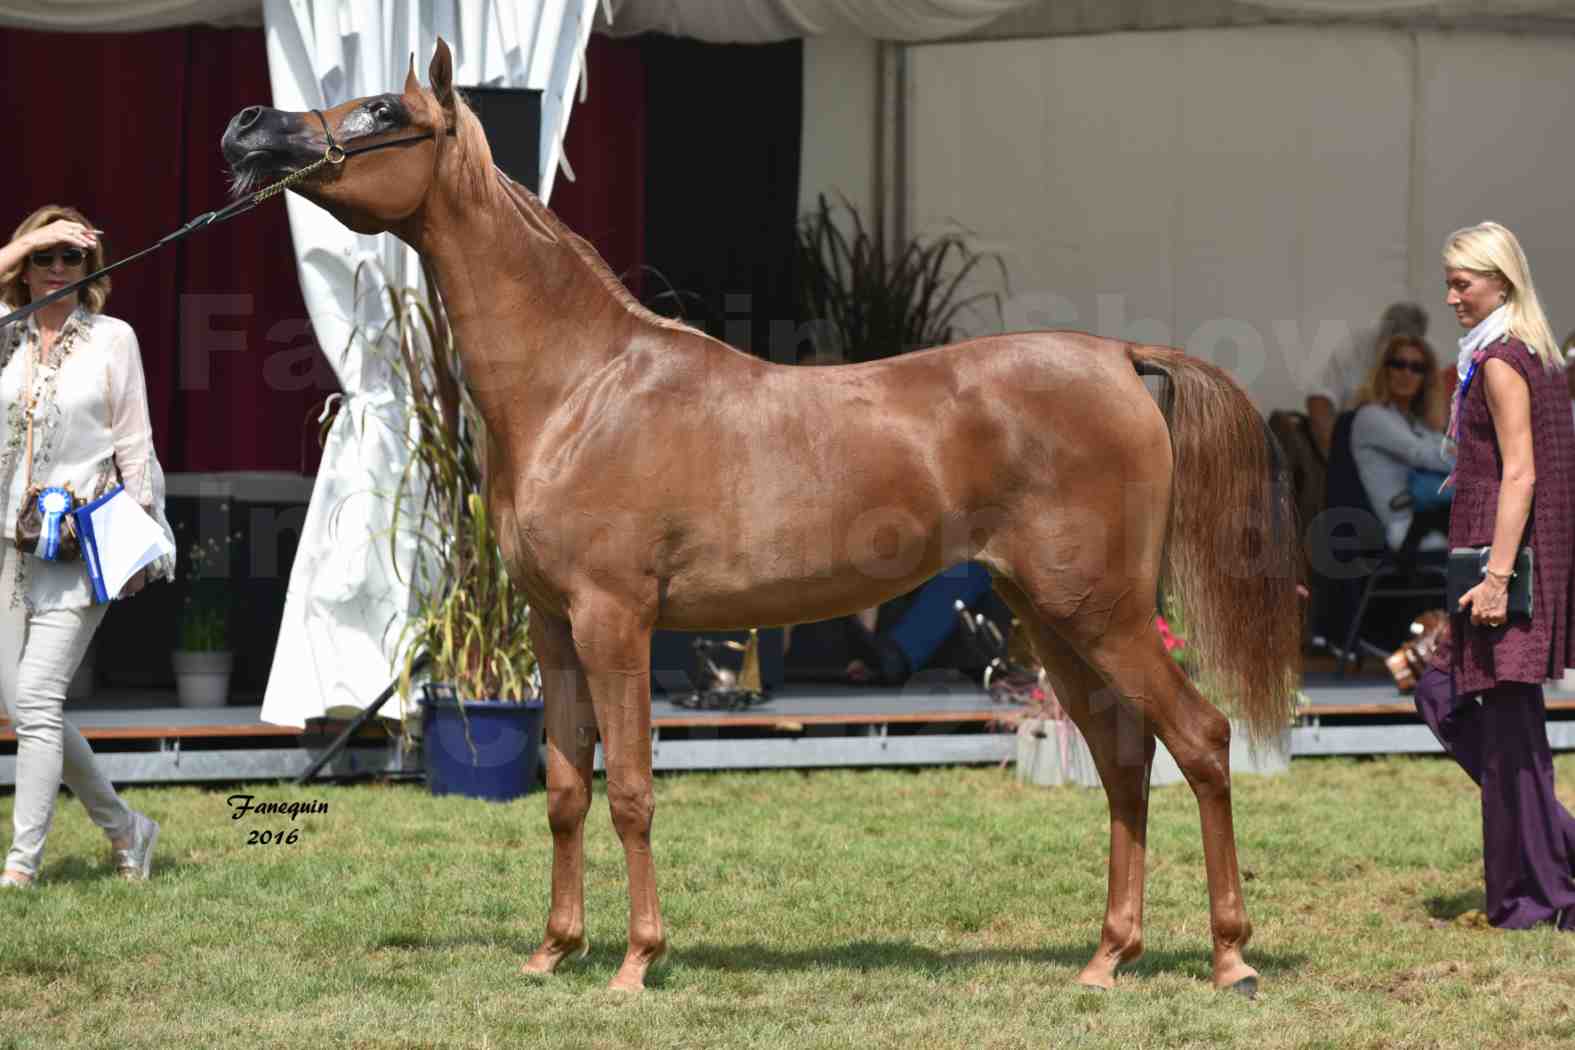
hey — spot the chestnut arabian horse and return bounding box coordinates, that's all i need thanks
[223,41,1300,996]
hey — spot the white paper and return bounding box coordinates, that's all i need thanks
[85,490,175,600]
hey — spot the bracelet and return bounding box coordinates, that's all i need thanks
[1482,566,1515,584]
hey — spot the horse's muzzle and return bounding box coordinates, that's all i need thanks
[221,106,316,190]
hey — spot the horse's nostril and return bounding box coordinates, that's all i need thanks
[236,106,263,131]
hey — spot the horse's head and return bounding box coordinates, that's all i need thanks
[221,38,461,235]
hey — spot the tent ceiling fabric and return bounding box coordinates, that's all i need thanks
[0,0,260,31]
[957,0,1575,43]
[4,1,1574,37]
[596,0,1039,42]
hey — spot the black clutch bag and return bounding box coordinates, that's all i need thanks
[1447,546,1533,619]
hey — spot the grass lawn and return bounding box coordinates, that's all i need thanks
[1,754,1572,1049]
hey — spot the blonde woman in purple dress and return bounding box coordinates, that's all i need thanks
[1414,221,1575,930]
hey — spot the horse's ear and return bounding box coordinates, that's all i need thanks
[404,52,419,97]
[429,37,455,117]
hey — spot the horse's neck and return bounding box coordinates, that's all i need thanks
[413,180,632,433]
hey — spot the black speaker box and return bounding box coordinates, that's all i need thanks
[463,86,543,193]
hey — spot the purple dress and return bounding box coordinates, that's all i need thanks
[1434,336,1575,693]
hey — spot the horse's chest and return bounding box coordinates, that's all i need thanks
[499,512,558,606]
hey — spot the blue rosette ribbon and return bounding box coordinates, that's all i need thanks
[35,486,75,561]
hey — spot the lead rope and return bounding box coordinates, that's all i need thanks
[0,110,363,332]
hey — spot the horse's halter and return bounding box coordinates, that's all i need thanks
[315,106,458,158]
[249,108,457,202]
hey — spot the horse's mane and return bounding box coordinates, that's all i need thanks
[496,172,698,336]
[445,91,697,337]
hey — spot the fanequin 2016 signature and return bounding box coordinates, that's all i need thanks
[226,794,329,845]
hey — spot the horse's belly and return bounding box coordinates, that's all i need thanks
[654,556,955,631]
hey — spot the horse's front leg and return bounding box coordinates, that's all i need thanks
[572,590,666,992]
[522,610,596,976]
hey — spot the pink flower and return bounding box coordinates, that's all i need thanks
[1155,615,1185,655]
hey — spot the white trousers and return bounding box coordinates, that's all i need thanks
[0,564,132,877]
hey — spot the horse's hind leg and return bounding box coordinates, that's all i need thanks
[1076,614,1258,995]
[997,580,1154,990]
[522,609,596,976]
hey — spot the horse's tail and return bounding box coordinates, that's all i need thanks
[1128,344,1302,742]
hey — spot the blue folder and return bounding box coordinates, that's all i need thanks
[73,484,125,604]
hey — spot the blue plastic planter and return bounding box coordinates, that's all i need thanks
[420,686,545,802]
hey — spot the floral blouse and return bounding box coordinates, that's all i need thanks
[0,306,175,612]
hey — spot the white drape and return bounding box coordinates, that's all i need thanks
[257,0,596,727]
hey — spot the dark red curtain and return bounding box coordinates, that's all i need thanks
[0,27,329,473]
[551,34,647,295]
[0,27,647,473]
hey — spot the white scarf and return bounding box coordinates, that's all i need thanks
[1456,303,1511,383]
[1441,303,1512,468]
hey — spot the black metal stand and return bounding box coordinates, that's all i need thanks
[295,652,430,784]
[676,636,770,711]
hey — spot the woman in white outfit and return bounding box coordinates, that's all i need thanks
[0,204,176,887]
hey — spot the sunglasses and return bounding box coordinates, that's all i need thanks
[1386,359,1429,375]
[29,248,87,269]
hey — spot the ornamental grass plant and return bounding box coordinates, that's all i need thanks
[346,265,536,706]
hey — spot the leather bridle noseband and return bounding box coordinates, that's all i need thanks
[1,108,456,331]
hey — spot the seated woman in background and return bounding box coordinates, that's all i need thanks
[1351,334,1455,550]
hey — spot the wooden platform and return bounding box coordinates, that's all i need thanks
[0,683,1017,783]
[0,673,1571,785]
[0,698,405,785]
[1290,671,1575,756]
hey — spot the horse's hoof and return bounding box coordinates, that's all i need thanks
[520,964,551,980]
[606,974,646,994]
[605,945,666,993]
[521,937,589,977]
[1074,960,1118,991]
[1226,975,1258,1000]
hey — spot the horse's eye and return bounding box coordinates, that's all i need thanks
[369,100,391,121]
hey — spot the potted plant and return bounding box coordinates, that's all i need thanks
[170,525,238,708]
[794,193,1008,363]
[356,268,542,802]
